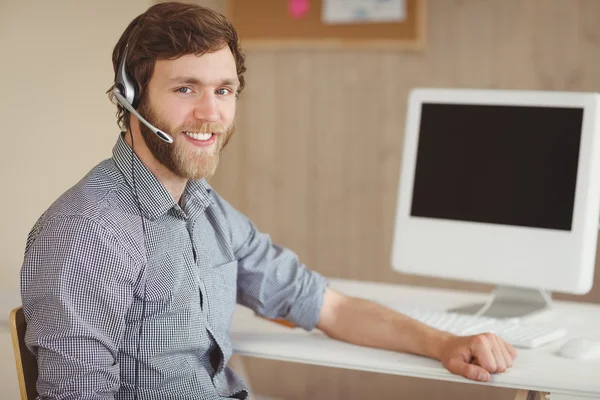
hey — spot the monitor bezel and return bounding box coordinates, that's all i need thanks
[391,88,600,294]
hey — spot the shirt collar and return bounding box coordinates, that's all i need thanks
[112,133,212,221]
[181,179,213,221]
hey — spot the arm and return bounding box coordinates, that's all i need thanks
[210,194,515,382]
[210,193,327,330]
[21,216,139,399]
[234,227,327,330]
[317,288,517,382]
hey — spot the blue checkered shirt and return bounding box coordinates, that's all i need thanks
[20,134,328,399]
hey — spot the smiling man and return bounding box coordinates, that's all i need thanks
[20,2,517,400]
[126,47,238,200]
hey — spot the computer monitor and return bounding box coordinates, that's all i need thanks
[391,88,600,318]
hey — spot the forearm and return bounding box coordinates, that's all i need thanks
[316,288,454,360]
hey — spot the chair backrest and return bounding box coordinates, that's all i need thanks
[9,306,38,400]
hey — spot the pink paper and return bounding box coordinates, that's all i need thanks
[288,0,309,19]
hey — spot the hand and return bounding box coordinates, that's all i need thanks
[439,333,518,382]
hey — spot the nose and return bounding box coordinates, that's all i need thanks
[193,93,219,122]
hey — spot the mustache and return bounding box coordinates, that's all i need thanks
[180,122,228,135]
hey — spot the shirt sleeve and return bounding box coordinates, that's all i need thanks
[20,215,140,400]
[210,193,329,331]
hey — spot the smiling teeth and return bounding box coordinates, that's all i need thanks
[185,132,212,141]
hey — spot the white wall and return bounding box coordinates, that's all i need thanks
[0,0,152,292]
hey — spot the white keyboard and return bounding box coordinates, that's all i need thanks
[389,305,567,349]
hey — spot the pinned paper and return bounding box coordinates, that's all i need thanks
[322,0,406,24]
[288,0,310,19]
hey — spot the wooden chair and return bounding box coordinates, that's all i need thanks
[9,306,38,400]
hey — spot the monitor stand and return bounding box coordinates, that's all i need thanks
[449,285,553,319]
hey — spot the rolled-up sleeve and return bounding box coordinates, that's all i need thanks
[20,215,140,400]
[211,194,328,331]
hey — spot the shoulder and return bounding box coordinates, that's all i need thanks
[49,159,123,216]
[25,159,144,261]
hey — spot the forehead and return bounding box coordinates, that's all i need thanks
[152,47,237,83]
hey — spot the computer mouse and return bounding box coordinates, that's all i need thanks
[558,338,600,360]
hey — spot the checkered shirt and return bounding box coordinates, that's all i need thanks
[20,134,328,399]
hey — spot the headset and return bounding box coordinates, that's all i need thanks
[112,43,174,144]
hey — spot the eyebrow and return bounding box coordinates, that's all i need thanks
[168,76,240,87]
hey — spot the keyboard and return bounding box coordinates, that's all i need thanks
[388,305,567,349]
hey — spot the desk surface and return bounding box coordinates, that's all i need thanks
[231,278,600,398]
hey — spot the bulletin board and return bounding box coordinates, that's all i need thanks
[225,0,427,50]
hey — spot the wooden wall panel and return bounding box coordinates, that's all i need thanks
[165,0,600,398]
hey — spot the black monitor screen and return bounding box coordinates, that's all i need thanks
[410,103,584,231]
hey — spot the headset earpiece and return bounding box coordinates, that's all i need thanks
[116,44,138,108]
[112,43,174,144]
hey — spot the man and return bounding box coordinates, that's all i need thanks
[20,2,517,399]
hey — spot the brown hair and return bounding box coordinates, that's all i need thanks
[107,2,246,130]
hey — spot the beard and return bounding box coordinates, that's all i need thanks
[136,100,235,181]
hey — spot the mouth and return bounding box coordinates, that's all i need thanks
[183,131,216,141]
[182,131,219,148]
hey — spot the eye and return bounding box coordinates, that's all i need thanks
[216,88,232,96]
[176,87,192,94]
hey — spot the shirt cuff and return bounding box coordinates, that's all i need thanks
[285,271,329,331]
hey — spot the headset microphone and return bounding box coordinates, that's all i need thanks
[113,43,174,144]
[112,90,174,144]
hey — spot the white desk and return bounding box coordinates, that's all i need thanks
[231,279,600,400]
